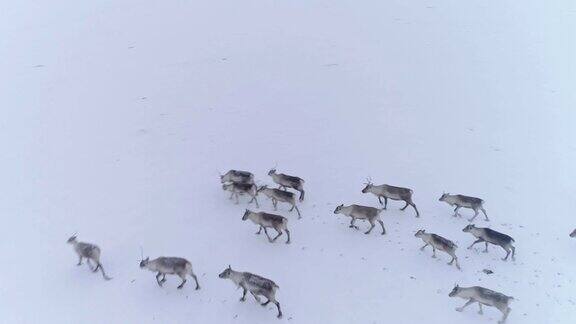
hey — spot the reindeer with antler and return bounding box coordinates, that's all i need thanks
[267,168,305,202]
[361,178,420,217]
[67,234,112,280]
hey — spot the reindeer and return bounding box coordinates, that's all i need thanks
[219,265,282,318]
[462,225,515,261]
[242,209,291,244]
[258,186,301,218]
[439,193,489,222]
[414,230,460,269]
[221,170,254,184]
[570,229,576,238]
[361,178,419,217]
[268,169,305,202]
[333,204,386,235]
[222,182,259,207]
[449,285,513,323]
[139,253,200,290]
[67,234,112,280]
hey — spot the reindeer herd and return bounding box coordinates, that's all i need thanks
[67,168,575,323]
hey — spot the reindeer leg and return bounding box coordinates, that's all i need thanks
[177,273,187,289]
[285,229,291,244]
[378,196,383,205]
[272,199,278,210]
[502,247,511,261]
[234,192,240,204]
[478,302,484,314]
[483,242,489,253]
[228,191,234,200]
[156,272,163,287]
[431,247,437,258]
[161,274,167,283]
[292,204,301,218]
[383,197,388,209]
[511,245,516,261]
[349,218,359,230]
[400,201,409,211]
[456,299,475,312]
[191,273,200,290]
[77,256,83,266]
[453,206,461,217]
[240,286,247,301]
[409,201,420,217]
[481,207,489,221]
[255,225,263,234]
[469,209,479,222]
[250,291,262,303]
[271,228,282,242]
[378,220,386,235]
[468,239,483,250]
[275,300,283,318]
[253,196,259,208]
[365,220,375,234]
[420,243,429,251]
[88,260,97,272]
[263,227,273,243]
[97,263,112,280]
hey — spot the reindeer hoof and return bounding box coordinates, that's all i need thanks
[195,286,200,290]
[482,250,489,253]
[240,297,246,302]
[364,231,370,235]
[478,310,483,315]
[455,307,463,312]
[277,314,283,319]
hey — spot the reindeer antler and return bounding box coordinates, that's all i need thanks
[139,246,144,261]
[364,177,373,185]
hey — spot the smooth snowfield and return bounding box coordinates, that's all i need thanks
[1,0,575,323]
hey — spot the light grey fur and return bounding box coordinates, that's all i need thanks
[139,256,200,290]
[258,186,301,218]
[333,204,386,235]
[221,170,254,184]
[439,193,489,222]
[362,181,419,217]
[242,209,291,244]
[268,169,305,202]
[67,235,112,280]
[414,230,460,269]
[219,266,282,318]
[463,225,516,261]
[222,182,259,207]
[449,285,513,323]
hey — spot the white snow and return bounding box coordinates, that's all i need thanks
[1,0,576,323]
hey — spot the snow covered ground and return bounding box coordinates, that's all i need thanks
[1,0,576,323]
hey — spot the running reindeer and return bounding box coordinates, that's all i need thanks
[220,170,254,184]
[361,178,419,217]
[242,209,291,244]
[449,285,513,324]
[219,265,283,318]
[439,193,489,222]
[333,204,386,235]
[462,225,515,261]
[67,234,112,280]
[258,185,301,218]
[139,252,200,290]
[414,229,460,270]
[222,182,259,207]
[268,169,305,202]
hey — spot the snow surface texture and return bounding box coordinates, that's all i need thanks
[1,0,575,323]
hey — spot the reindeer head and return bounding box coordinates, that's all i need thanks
[219,265,232,279]
[448,284,461,297]
[462,224,476,233]
[138,247,149,268]
[242,209,251,221]
[361,177,373,193]
[439,193,449,201]
[333,204,344,214]
[268,169,277,176]
[414,229,425,238]
[257,185,268,193]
